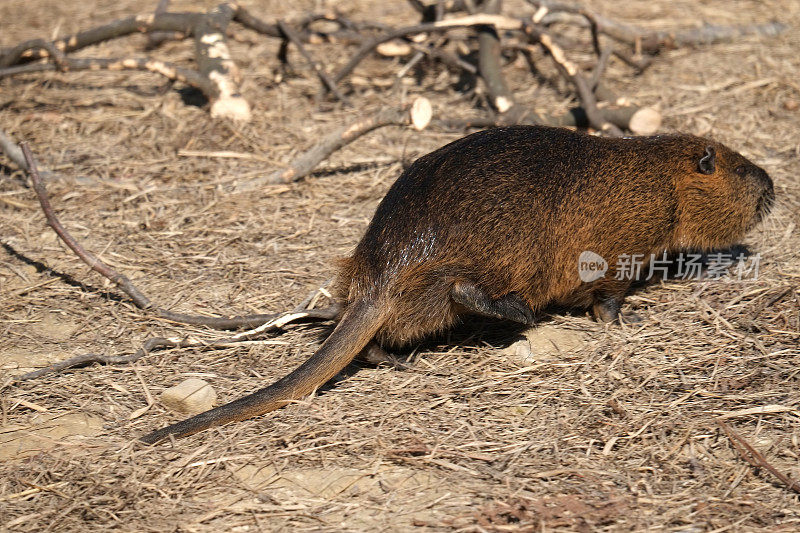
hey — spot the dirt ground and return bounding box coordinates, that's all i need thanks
[1,0,799,531]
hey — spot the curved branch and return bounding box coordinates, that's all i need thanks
[11,305,341,382]
[18,143,318,330]
[0,12,200,67]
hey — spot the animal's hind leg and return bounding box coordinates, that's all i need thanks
[357,342,407,369]
[451,281,534,325]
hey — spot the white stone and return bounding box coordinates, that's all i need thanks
[160,378,217,415]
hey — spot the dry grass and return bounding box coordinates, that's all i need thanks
[1,0,799,531]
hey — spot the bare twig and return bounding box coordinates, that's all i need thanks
[277,19,349,104]
[332,14,525,88]
[0,38,67,71]
[526,1,786,53]
[718,420,800,494]
[395,51,425,82]
[612,48,652,72]
[22,143,150,308]
[588,46,612,90]
[19,142,314,330]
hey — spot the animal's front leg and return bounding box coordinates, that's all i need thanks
[592,285,641,324]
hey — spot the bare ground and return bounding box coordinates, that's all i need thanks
[1,0,799,531]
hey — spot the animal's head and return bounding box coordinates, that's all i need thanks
[672,137,774,250]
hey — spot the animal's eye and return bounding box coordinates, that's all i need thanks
[735,165,747,176]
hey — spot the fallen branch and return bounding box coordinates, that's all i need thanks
[653,22,788,51]
[0,57,218,98]
[0,12,201,66]
[434,101,658,134]
[433,37,658,134]
[595,85,661,135]
[718,419,800,494]
[0,5,358,68]
[237,105,418,190]
[477,0,516,115]
[19,142,307,330]
[194,2,250,121]
[1,1,784,129]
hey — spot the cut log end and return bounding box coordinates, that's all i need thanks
[210,95,252,122]
[628,107,661,136]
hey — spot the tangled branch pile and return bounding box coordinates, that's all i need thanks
[0,0,785,141]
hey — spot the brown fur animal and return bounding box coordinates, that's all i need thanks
[141,125,773,443]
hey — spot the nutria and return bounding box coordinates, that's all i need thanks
[140,125,774,444]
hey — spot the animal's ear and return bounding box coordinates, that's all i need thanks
[698,146,716,175]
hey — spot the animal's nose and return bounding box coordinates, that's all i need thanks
[757,168,774,192]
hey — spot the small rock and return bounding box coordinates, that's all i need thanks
[502,338,535,360]
[503,325,589,364]
[160,378,216,415]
